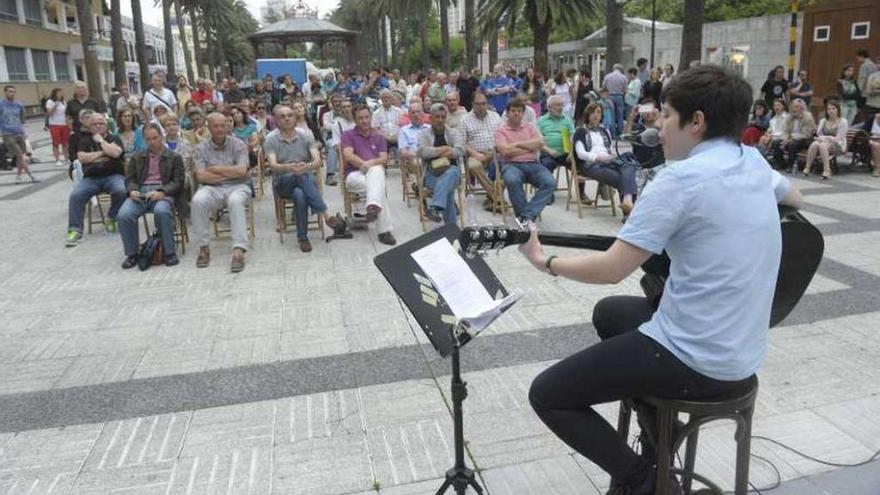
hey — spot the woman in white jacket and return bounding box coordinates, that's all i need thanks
[802,100,848,180]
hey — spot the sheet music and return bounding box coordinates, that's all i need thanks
[411,238,519,332]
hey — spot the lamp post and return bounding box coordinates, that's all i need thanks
[650,0,656,68]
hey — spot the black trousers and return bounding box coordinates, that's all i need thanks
[528,295,755,485]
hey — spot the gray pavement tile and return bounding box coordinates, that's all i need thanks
[273,390,364,444]
[54,351,145,388]
[272,432,375,495]
[0,359,74,395]
[166,446,272,495]
[132,345,213,379]
[180,402,273,458]
[82,412,191,472]
[814,395,880,451]
[480,455,601,495]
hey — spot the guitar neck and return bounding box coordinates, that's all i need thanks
[536,232,617,252]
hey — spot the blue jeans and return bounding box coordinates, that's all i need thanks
[325,140,339,176]
[501,162,556,221]
[610,94,625,137]
[582,153,639,200]
[423,165,461,224]
[117,197,176,257]
[275,173,327,240]
[68,174,127,233]
[540,152,568,173]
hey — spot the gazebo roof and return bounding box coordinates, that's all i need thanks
[249,17,359,43]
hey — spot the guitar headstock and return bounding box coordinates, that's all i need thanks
[459,225,530,257]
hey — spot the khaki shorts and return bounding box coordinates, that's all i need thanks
[3,135,26,156]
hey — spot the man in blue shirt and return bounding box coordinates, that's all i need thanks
[0,85,37,183]
[520,66,802,495]
[481,64,516,114]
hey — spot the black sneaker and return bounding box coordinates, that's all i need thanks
[425,207,443,223]
[121,255,138,269]
[164,254,180,266]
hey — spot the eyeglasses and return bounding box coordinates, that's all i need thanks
[256,106,266,110]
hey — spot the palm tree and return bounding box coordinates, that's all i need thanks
[174,0,195,82]
[160,0,176,79]
[74,0,103,99]
[110,0,127,90]
[464,0,475,69]
[439,0,451,71]
[680,0,704,69]
[131,0,150,91]
[605,0,623,70]
[186,2,203,79]
[368,0,432,70]
[477,0,599,77]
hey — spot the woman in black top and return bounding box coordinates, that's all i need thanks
[837,64,860,127]
[642,68,663,106]
[761,66,789,107]
[574,69,595,125]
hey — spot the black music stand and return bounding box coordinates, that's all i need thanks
[374,224,511,495]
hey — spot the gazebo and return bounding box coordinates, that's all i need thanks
[248,0,359,69]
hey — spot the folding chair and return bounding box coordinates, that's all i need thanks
[251,146,266,200]
[400,154,420,207]
[85,193,111,234]
[566,154,617,218]
[140,204,190,254]
[337,144,365,218]
[212,184,257,240]
[414,159,467,231]
[491,156,510,222]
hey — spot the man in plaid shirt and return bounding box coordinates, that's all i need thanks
[462,93,503,210]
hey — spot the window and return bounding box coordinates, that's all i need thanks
[23,0,41,25]
[813,25,830,42]
[32,49,50,80]
[852,22,870,40]
[53,51,70,80]
[147,45,157,65]
[4,47,28,81]
[0,0,17,22]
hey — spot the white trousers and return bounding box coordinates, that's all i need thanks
[345,166,393,234]
[191,183,251,251]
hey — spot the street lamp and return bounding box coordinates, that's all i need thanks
[650,0,656,68]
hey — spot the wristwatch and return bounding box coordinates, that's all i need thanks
[545,255,558,276]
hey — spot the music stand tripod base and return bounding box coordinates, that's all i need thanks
[436,323,483,495]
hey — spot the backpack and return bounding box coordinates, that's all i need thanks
[137,233,164,271]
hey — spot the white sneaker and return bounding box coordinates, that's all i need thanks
[55,159,63,167]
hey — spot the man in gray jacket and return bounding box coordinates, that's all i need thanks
[418,103,464,225]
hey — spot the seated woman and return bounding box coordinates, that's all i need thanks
[742,100,770,145]
[179,100,197,130]
[115,108,141,158]
[758,99,790,167]
[803,100,848,180]
[573,102,638,216]
[253,101,276,133]
[291,100,324,149]
[230,106,261,168]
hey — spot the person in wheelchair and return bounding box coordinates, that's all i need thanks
[574,103,639,216]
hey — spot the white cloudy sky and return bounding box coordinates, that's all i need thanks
[124,0,340,27]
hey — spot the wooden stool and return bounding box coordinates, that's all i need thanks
[616,378,759,495]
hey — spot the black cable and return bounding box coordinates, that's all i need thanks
[752,435,880,468]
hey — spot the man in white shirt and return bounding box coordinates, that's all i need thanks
[399,102,428,179]
[143,72,178,116]
[444,91,468,133]
[463,93,503,209]
[372,89,404,150]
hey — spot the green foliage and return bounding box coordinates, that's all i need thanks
[624,0,821,24]
[405,34,466,71]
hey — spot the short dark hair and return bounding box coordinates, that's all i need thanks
[857,48,870,58]
[637,58,648,67]
[143,122,164,137]
[352,103,371,116]
[3,85,14,91]
[505,97,526,112]
[660,64,753,142]
[627,68,638,76]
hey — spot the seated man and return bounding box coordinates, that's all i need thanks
[341,104,396,246]
[574,102,638,216]
[494,98,556,224]
[537,95,576,181]
[865,112,880,177]
[444,91,468,132]
[418,103,464,224]
[65,112,127,247]
[398,101,429,179]
[265,105,343,252]
[191,112,251,272]
[117,123,185,268]
[782,98,817,173]
[462,92,503,210]
[372,89,404,153]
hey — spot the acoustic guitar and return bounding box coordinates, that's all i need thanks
[459,206,824,327]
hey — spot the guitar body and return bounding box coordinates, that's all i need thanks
[460,206,824,328]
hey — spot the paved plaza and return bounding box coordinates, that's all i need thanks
[0,125,879,494]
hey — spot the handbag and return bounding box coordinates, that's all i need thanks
[137,233,164,271]
[429,157,451,176]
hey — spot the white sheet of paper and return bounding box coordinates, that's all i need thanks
[411,238,494,318]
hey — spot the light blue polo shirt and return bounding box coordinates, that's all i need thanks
[618,138,791,381]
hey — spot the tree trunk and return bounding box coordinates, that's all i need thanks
[464,0,475,69]
[488,30,498,69]
[214,31,228,78]
[605,0,623,71]
[439,0,450,71]
[74,0,104,101]
[532,20,549,79]
[175,1,195,82]
[110,0,126,90]
[188,4,202,79]
[131,0,149,92]
[419,16,430,70]
[162,0,176,79]
[378,20,386,66]
[389,16,398,68]
[680,0,704,70]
